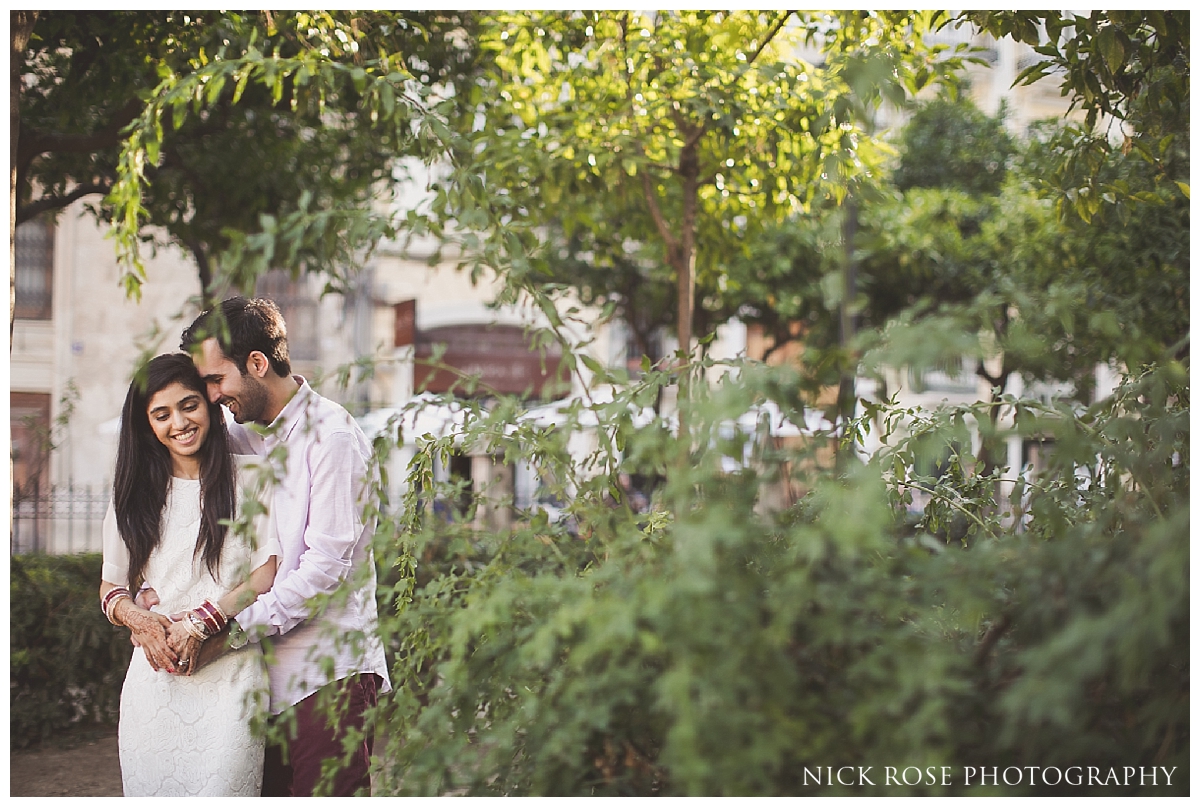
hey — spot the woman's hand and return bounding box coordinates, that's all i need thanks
[165,618,198,656]
[165,614,205,675]
[173,632,205,676]
[126,587,160,649]
[116,601,178,672]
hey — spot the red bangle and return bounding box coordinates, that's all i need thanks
[101,586,129,608]
[192,600,228,635]
[101,587,132,625]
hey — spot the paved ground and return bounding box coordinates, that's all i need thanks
[10,725,401,796]
[10,727,123,797]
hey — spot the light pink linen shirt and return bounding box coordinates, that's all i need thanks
[230,377,391,714]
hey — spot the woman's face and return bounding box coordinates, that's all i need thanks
[145,381,211,470]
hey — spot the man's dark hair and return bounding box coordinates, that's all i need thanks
[181,296,292,378]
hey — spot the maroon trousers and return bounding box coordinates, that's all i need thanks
[261,673,380,797]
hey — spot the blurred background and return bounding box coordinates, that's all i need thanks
[15,11,1175,553]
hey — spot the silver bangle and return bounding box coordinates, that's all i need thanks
[183,612,210,641]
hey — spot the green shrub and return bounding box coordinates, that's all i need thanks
[10,552,132,748]
[363,356,1187,796]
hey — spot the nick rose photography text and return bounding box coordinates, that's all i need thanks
[803,766,1179,788]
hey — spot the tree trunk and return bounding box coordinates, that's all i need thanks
[672,137,701,474]
[976,350,1011,517]
[976,304,1013,508]
[654,135,701,517]
[836,195,859,468]
[636,121,702,507]
[675,141,699,368]
[186,238,216,306]
[10,10,38,552]
[10,11,38,341]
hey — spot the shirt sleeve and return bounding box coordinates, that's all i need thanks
[250,503,281,570]
[234,455,282,571]
[235,430,369,638]
[101,502,130,586]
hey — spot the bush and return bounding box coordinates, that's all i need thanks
[10,552,132,748]
[363,355,1187,796]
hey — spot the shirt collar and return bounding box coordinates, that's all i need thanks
[264,375,311,445]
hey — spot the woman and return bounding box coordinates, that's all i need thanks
[99,353,279,796]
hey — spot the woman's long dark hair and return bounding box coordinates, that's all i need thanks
[113,353,236,590]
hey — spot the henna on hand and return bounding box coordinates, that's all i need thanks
[117,601,178,673]
[129,588,160,648]
[175,635,205,676]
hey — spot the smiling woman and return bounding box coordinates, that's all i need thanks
[96,353,280,795]
[145,383,211,477]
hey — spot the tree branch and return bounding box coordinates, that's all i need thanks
[618,11,646,144]
[16,182,112,224]
[17,97,142,171]
[184,237,215,305]
[745,11,794,68]
[973,612,1011,667]
[759,323,799,363]
[676,13,792,175]
[640,169,678,257]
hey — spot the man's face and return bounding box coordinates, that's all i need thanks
[193,337,271,424]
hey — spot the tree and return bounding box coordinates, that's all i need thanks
[964,12,1189,363]
[856,97,1034,394]
[963,11,1189,224]
[12,11,477,316]
[716,97,1027,416]
[892,96,1016,195]
[442,11,970,370]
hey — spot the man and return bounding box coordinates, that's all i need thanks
[178,296,391,796]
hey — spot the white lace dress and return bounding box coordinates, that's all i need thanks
[101,468,278,796]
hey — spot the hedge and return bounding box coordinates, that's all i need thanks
[10,552,132,748]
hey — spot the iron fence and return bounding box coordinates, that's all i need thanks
[11,482,110,555]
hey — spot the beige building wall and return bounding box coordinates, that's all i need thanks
[12,201,203,492]
[10,202,204,552]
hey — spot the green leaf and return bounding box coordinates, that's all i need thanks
[580,354,606,375]
[380,81,395,118]
[1095,25,1126,75]
[144,135,160,166]
[232,68,252,103]
[205,72,226,105]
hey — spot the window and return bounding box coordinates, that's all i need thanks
[412,323,567,399]
[909,355,976,394]
[624,323,663,378]
[255,269,319,361]
[14,216,54,319]
[10,392,51,497]
[1021,437,1056,475]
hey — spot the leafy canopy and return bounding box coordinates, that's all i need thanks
[444,11,971,352]
[16,11,477,300]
